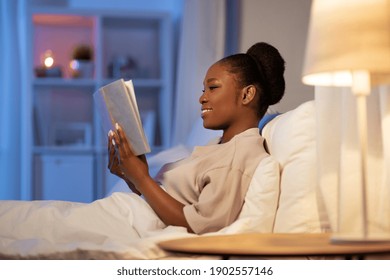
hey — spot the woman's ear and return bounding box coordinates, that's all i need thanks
[242,85,256,105]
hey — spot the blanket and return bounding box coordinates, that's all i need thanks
[0,192,196,259]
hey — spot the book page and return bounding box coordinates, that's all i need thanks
[93,79,151,155]
[124,80,143,136]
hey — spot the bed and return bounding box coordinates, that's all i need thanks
[0,100,322,259]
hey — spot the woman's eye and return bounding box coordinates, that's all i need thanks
[202,85,219,92]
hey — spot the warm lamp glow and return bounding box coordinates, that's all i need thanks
[302,0,390,87]
[302,71,353,87]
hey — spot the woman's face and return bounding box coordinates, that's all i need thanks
[199,62,242,131]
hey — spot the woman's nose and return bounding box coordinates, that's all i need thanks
[199,93,207,104]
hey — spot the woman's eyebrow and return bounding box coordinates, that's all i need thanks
[206,78,218,83]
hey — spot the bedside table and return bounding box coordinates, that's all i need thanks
[159,233,390,259]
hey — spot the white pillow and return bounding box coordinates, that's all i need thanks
[262,100,322,233]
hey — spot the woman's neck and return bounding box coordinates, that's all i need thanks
[220,124,258,144]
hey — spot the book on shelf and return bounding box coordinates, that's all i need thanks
[93,79,151,156]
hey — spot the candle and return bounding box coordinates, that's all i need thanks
[43,50,54,68]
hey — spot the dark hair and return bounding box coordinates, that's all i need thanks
[218,42,285,118]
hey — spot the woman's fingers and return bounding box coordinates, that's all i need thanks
[115,123,134,158]
[107,131,114,168]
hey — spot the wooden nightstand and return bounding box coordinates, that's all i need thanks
[159,233,390,259]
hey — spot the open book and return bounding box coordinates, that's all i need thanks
[93,79,151,155]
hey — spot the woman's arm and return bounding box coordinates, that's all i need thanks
[109,124,193,232]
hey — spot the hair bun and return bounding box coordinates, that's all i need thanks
[247,42,285,105]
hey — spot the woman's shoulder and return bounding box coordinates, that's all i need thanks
[232,128,265,149]
[230,128,269,166]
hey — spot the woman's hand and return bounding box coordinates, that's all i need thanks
[108,123,150,192]
[107,131,123,178]
[107,126,143,195]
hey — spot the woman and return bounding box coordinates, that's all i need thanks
[0,42,284,257]
[108,42,285,234]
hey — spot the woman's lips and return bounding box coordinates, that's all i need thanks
[201,108,212,117]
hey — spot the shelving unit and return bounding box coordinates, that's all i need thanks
[22,6,173,202]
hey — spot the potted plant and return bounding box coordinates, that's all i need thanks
[70,44,94,78]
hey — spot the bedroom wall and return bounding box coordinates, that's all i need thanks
[240,0,314,113]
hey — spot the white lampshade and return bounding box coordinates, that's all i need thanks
[302,0,390,241]
[302,0,390,87]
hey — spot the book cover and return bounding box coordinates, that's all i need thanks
[93,79,151,155]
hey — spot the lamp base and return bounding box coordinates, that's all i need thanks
[331,233,390,244]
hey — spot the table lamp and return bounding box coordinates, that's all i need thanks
[302,0,390,241]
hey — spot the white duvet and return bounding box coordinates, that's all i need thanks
[0,192,199,259]
[0,154,279,260]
